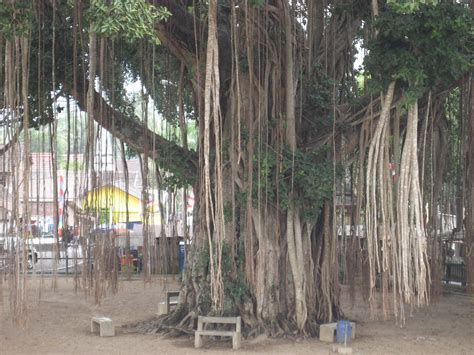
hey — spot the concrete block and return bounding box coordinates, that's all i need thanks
[166,291,180,313]
[338,346,353,354]
[91,317,115,337]
[320,322,356,343]
[157,302,167,315]
[320,323,337,342]
[157,300,178,316]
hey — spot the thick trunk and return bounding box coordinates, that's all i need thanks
[252,208,282,330]
[151,65,343,336]
[280,0,308,331]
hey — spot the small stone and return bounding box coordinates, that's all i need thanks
[337,346,353,354]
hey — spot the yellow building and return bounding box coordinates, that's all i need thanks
[83,184,154,224]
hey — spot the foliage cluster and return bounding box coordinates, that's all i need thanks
[87,0,170,44]
[221,242,249,316]
[364,2,473,100]
[194,242,249,316]
[255,146,337,221]
[301,69,334,136]
[386,0,441,13]
[0,1,32,38]
[444,88,462,187]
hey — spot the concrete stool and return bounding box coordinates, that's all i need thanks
[157,302,168,315]
[91,317,115,337]
[157,301,177,315]
[319,322,356,343]
[157,291,179,316]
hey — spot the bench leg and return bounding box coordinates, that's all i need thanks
[232,332,241,350]
[99,322,115,337]
[195,331,203,348]
[91,321,99,333]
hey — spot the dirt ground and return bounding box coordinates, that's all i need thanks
[0,276,472,354]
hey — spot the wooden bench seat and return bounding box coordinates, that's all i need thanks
[194,316,242,350]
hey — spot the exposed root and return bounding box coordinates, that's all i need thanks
[125,304,330,340]
[126,306,195,336]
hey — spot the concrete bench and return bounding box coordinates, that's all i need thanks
[157,291,180,315]
[166,291,180,313]
[194,316,242,350]
[319,321,356,343]
[91,317,115,337]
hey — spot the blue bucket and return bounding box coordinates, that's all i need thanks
[336,320,352,343]
[178,241,185,273]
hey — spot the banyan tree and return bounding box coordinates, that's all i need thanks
[0,0,472,336]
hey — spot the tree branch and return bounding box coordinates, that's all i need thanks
[152,0,232,87]
[66,79,198,185]
[152,0,201,66]
[0,125,23,157]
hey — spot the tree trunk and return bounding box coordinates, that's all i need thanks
[464,73,474,293]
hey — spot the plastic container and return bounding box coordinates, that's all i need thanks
[178,241,185,273]
[336,320,352,344]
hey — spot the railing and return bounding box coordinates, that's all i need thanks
[444,263,466,285]
[0,253,144,275]
[0,254,85,274]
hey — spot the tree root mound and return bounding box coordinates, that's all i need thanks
[124,305,325,339]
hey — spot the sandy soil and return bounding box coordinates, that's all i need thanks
[0,276,472,354]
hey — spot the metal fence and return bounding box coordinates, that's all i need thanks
[444,263,466,285]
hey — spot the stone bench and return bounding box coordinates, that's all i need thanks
[157,291,180,315]
[319,321,356,343]
[194,316,242,350]
[91,317,115,337]
[166,291,180,313]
